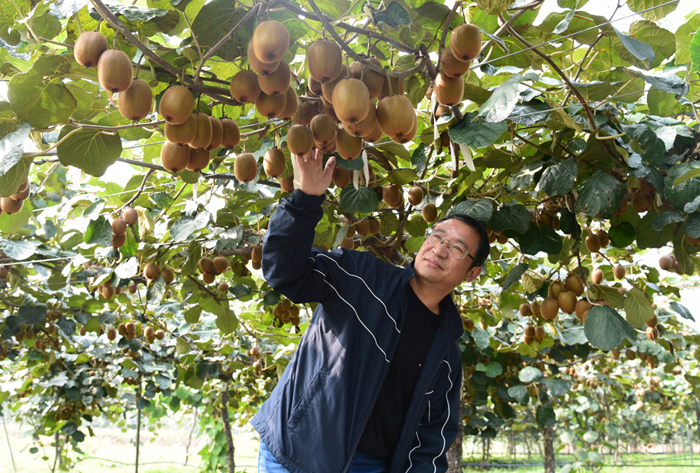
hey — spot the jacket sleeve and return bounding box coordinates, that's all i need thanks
[261,189,337,304]
[401,358,462,473]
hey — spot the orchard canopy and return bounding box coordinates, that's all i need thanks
[1,0,700,469]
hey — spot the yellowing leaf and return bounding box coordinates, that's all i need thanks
[624,287,654,327]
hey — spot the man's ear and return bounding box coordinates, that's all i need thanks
[464,265,482,283]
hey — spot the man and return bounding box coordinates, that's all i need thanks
[252,149,489,473]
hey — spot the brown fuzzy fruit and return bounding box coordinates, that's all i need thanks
[280,176,294,192]
[534,326,545,342]
[311,113,337,146]
[252,20,289,64]
[220,118,241,149]
[264,148,286,178]
[450,24,482,62]
[102,285,116,299]
[565,274,584,296]
[230,70,262,103]
[199,257,215,274]
[218,282,230,293]
[686,234,700,246]
[557,290,576,314]
[646,314,658,327]
[248,39,279,76]
[434,71,464,106]
[164,115,197,145]
[251,245,263,263]
[10,185,30,201]
[632,192,653,213]
[333,166,351,188]
[258,60,291,97]
[379,71,405,98]
[308,76,323,96]
[213,256,229,274]
[321,65,349,104]
[0,197,23,214]
[596,230,609,247]
[339,236,354,250]
[161,141,191,172]
[592,268,604,284]
[349,57,385,99]
[287,124,314,157]
[112,232,126,248]
[356,219,370,236]
[541,297,559,320]
[159,85,194,125]
[207,116,223,150]
[190,112,213,150]
[336,127,363,160]
[155,329,165,340]
[144,263,160,280]
[16,178,29,193]
[575,299,592,322]
[463,318,475,331]
[97,50,133,94]
[383,185,402,208]
[367,218,381,235]
[308,39,343,84]
[585,233,601,253]
[112,218,127,236]
[422,203,438,223]
[118,79,153,121]
[377,95,416,142]
[440,48,471,78]
[74,31,108,68]
[107,328,117,341]
[646,326,659,341]
[613,265,626,279]
[160,268,174,284]
[524,325,536,338]
[255,91,287,119]
[278,87,299,120]
[364,121,383,143]
[346,104,377,138]
[530,301,541,315]
[332,78,371,124]
[519,303,532,317]
[659,255,674,271]
[187,148,210,172]
[548,280,564,299]
[638,177,656,195]
[235,153,258,182]
[293,101,319,125]
[128,281,137,294]
[407,186,423,206]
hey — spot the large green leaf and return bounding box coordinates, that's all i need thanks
[0,239,38,260]
[475,0,512,15]
[519,366,543,383]
[448,199,493,226]
[84,216,113,247]
[613,26,655,68]
[608,222,636,248]
[386,168,418,186]
[170,211,211,241]
[627,0,678,21]
[0,155,32,197]
[575,171,627,219]
[507,100,551,126]
[624,287,655,327]
[673,225,697,275]
[538,159,578,197]
[449,112,508,149]
[339,186,379,213]
[636,209,674,249]
[584,305,636,351]
[616,21,675,69]
[477,74,522,123]
[536,405,556,428]
[675,14,700,64]
[686,212,700,239]
[0,121,30,178]
[490,204,530,234]
[190,0,254,61]
[691,26,700,74]
[502,263,529,291]
[665,162,700,212]
[517,225,562,255]
[0,199,32,233]
[56,127,123,177]
[217,307,238,334]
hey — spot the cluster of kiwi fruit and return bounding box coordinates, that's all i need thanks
[117,320,166,344]
[198,255,230,284]
[111,208,138,249]
[519,273,593,323]
[272,298,300,327]
[522,324,546,345]
[485,224,509,244]
[0,178,31,215]
[591,263,626,284]
[96,279,124,299]
[645,314,660,341]
[659,253,685,275]
[338,218,383,249]
[142,262,175,285]
[245,344,263,373]
[15,320,60,351]
[431,24,481,108]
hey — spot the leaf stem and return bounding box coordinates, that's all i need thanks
[118,169,154,213]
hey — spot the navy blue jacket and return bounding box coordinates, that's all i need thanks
[252,190,463,473]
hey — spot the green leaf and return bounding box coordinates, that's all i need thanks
[190,0,253,61]
[675,14,700,64]
[57,127,123,178]
[184,306,202,324]
[627,0,677,22]
[216,307,238,334]
[448,199,493,226]
[0,199,32,233]
[519,366,543,383]
[0,153,32,198]
[673,168,700,187]
[651,210,684,231]
[476,0,512,15]
[583,430,599,443]
[84,216,113,247]
[169,212,211,241]
[536,405,556,428]
[147,277,166,306]
[339,186,379,213]
[636,71,689,98]
[502,263,529,291]
[370,1,412,29]
[508,100,551,126]
[636,209,674,249]
[624,287,655,327]
[411,143,429,175]
[670,302,694,321]
[617,21,675,70]
[517,225,562,255]
[114,257,140,279]
[477,74,522,123]
[507,385,529,405]
[613,26,655,68]
[17,305,47,325]
[553,8,576,35]
[575,171,627,219]
[490,204,530,234]
[386,168,418,186]
[608,222,636,247]
[687,212,700,239]
[584,306,636,351]
[538,159,578,197]
[449,112,508,149]
[0,239,38,260]
[0,121,30,177]
[8,73,76,129]
[312,0,351,18]
[691,26,700,74]
[590,284,626,309]
[673,225,696,275]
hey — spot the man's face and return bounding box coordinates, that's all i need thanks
[414,219,482,291]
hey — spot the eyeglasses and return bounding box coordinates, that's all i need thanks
[424,228,474,261]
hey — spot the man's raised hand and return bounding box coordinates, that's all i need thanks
[298,149,336,197]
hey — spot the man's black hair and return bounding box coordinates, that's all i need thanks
[434,214,490,269]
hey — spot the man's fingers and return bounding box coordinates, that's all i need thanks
[324,155,337,177]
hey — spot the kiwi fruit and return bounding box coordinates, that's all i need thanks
[596,230,609,247]
[16,178,29,193]
[613,265,626,279]
[251,245,263,263]
[321,65,349,104]
[230,70,262,103]
[118,79,152,121]
[263,148,286,178]
[345,104,377,138]
[333,166,351,188]
[540,297,559,320]
[218,282,230,292]
[440,48,470,78]
[565,274,584,296]
[161,141,191,172]
[632,192,652,213]
[406,186,423,206]
[293,101,319,126]
[659,255,673,271]
[364,121,383,143]
[112,218,127,236]
[199,257,215,274]
[278,87,299,120]
[463,318,475,331]
[164,115,197,145]
[112,232,126,248]
[128,281,137,294]
[686,234,700,245]
[1,197,23,214]
[308,76,323,96]
[308,39,343,83]
[311,113,337,146]
[591,268,604,284]
[524,325,535,338]
[155,329,165,340]
[144,263,160,280]
[11,185,30,201]
[646,326,659,341]
[258,60,291,96]
[340,236,354,250]
[159,85,194,125]
[383,185,402,208]
[422,203,438,223]
[190,112,213,150]
[367,218,381,235]
[336,127,363,160]
[255,91,288,119]
[519,303,532,317]
[287,124,314,157]
[557,290,576,314]
[280,176,294,192]
[332,78,371,125]
[349,57,385,99]
[107,328,117,341]
[248,39,280,76]
[161,268,174,284]
[646,314,658,327]
[434,71,464,106]
[391,114,417,144]
[356,219,370,236]
[202,271,215,284]
[0,266,8,279]
[379,71,405,98]
[97,49,133,93]
[74,31,108,68]
[638,177,655,195]
[318,138,336,154]
[187,148,210,172]
[213,256,229,274]
[548,280,563,298]
[207,116,223,150]
[376,95,415,140]
[529,301,541,315]
[252,20,289,64]
[323,101,339,122]
[585,233,601,253]
[450,24,482,62]
[102,285,116,299]
[235,153,258,182]
[220,118,241,149]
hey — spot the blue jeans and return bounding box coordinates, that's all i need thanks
[258,440,387,473]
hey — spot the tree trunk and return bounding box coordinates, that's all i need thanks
[543,423,555,473]
[221,379,236,473]
[445,379,463,473]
